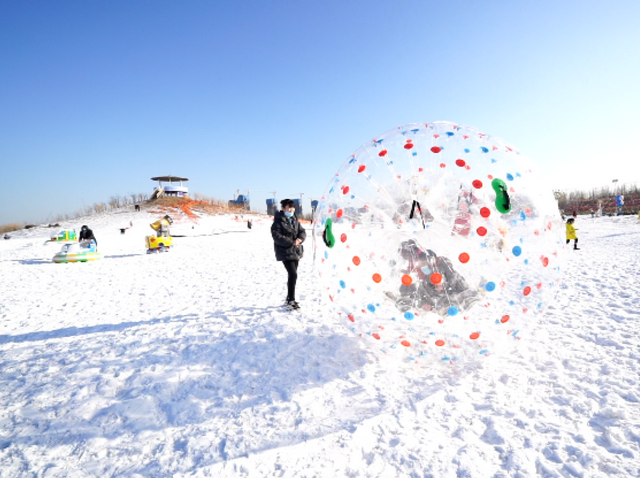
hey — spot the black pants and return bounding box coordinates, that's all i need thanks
[282,260,299,301]
[566,238,578,248]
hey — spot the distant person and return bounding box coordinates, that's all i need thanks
[134,204,140,212]
[566,218,579,250]
[247,219,252,230]
[3,234,9,240]
[78,225,98,247]
[271,199,306,310]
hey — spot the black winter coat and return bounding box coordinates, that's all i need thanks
[79,227,97,245]
[271,211,306,261]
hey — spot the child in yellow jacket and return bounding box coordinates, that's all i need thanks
[566,218,579,250]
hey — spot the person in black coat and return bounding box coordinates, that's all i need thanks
[78,225,97,246]
[271,199,306,309]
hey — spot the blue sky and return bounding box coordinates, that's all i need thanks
[1,0,639,224]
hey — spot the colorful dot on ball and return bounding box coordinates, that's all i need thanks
[404,312,415,320]
[485,282,496,292]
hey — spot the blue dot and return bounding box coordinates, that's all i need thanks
[339,280,346,289]
[447,307,459,316]
[329,187,334,194]
[324,251,328,259]
[512,246,522,256]
[404,312,414,320]
[491,158,497,163]
[351,195,355,199]
[464,148,470,153]
[446,131,454,136]
[519,211,526,221]
[367,304,376,312]
[412,152,417,156]
[524,259,529,265]
[480,147,489,153]
[485,282,496,292]
[509,300,515,306]
[349,158,356,164]
[507,173,514,181]
[479,349,489,355]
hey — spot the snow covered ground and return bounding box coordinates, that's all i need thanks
[1,209,639,477]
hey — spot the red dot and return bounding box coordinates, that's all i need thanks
[340,233,347,243]
[348,314,355,322]
[455,159,466,167]
[470,332,480,340]
[541,256,549,267]
[401,340,411,347]
[336,209,343,218]
[458,252,470,263]
[480,207,491,218]
[536,282,542,289]
[430,273,442,284]
[352,222,357,229]
[343,186,350,194]
[404,143,414,150]
[431,146,442,153]
[372,273,382,283]
[477,227,487,236]
[439,163,446,168]
[523,286,532,296]
[472,180,483,189]
[435,339,445,347]
[401,275,412,286]
[372,333,380,340]
[418,167,423,172]
[352,256,361,266]
[358,165,366,173]
[379,150,388,157]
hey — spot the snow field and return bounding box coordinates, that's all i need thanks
[0,210,639,477]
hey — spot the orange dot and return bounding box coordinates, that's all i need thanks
[401,275,412,286]
[401,340,411,347]
[352,256,361,266]
[500,315,510,323]
[336,209,343,218]
[358,165,366,173]
[435,339,445,346]
[458,252,470,263]
[430,273,442,284]
[372,273,382,283]
[470,332,480,340]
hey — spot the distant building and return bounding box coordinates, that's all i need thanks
[151,176,189,199]
[266,198,278,216]
[292,199,303,216]
[229,194,250,211]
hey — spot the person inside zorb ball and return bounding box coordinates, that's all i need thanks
[313,121,566,363]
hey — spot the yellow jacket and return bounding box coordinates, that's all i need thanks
[566,223,578,240]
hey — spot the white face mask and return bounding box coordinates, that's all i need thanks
[420,266,432,275]
[284,211,294,217]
